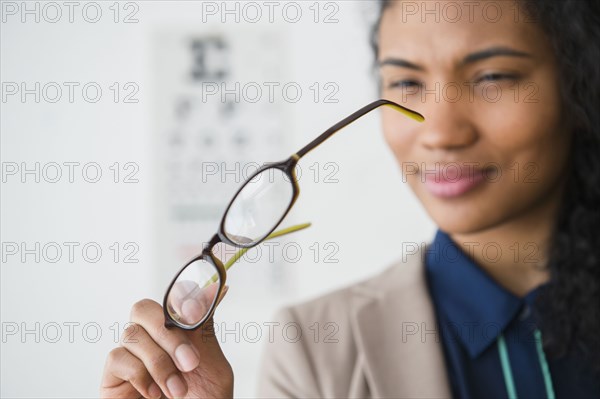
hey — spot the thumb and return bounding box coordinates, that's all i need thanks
[187,285,229,352]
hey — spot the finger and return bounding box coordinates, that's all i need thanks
[101,347,163,399]
[180,287,231,361]
[130,299,202,373]
[168,281,220,326]
[121,322,188,399]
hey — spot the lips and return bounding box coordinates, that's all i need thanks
[422,165,488,198]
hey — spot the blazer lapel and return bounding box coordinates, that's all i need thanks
[350,248,452,398]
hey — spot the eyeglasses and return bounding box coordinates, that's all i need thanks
[163,99,424,330]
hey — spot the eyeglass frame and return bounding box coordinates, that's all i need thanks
[163,99,424,330]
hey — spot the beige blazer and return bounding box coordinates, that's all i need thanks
[256,247,452,398]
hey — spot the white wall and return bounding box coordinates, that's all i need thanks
[0,2,435,397]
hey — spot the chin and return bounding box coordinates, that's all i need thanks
[413,186,511,236]
[429,212,497,236]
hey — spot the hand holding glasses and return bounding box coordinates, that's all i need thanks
[163,99,424,330]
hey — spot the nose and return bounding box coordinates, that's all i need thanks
[418,98,478,151]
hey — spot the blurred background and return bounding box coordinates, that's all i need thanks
[1,1,435,397]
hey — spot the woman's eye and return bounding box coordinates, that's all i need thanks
[476,73,519,83]
[386,79,422,90]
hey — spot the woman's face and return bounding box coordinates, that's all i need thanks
[378,0,572,235]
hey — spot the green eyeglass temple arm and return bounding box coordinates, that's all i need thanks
[223,222,311,271]
[205,222,312,286]
[294,99,424,160]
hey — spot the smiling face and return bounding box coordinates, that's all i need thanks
[378,0,573,235]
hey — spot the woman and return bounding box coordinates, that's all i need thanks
[100,1,600,397]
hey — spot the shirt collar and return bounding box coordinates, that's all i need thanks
[425,230,528,358]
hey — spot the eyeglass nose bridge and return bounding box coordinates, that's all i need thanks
[202,236,228,281]
[204,233,222,253]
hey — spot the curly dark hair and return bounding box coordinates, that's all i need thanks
[371,0,600,374]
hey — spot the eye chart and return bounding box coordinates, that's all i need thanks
[153,28,292,294]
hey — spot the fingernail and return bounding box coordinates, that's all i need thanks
[148,382,162,399]
[175,343,200,372]
[166,374,187,398]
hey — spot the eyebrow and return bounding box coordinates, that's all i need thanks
[378,46,533,70]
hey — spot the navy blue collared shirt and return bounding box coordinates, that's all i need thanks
[425,230,599,399]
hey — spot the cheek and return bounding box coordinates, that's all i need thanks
[381,110,418,160]
[381,111,424,194]
[479,77,568,168]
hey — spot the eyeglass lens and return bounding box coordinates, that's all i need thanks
[223,167,295,246]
